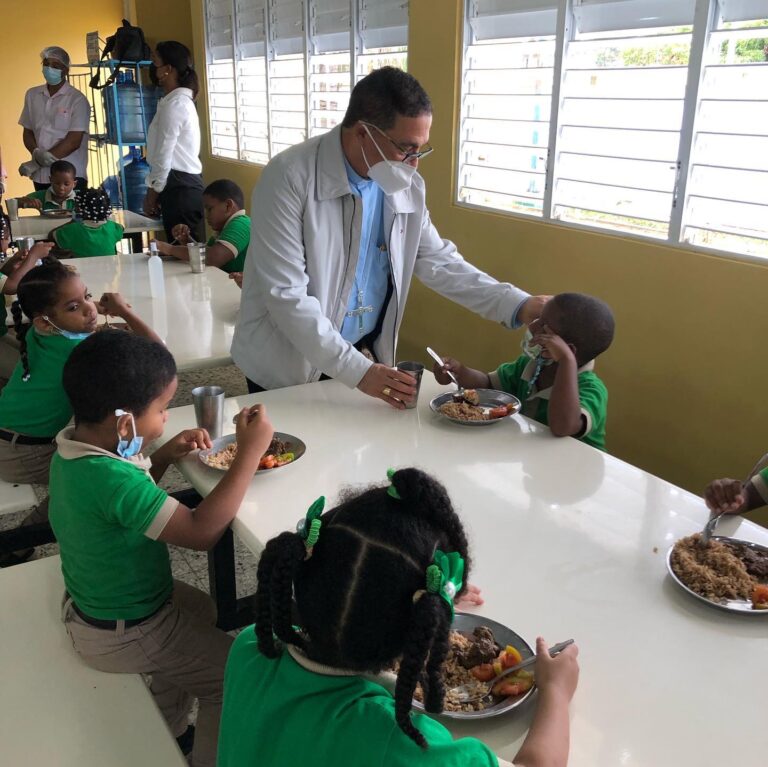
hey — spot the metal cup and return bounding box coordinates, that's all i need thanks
[6,198,19,221]
[192,385,225,439]
[396,361,424,409]
[188,243,207,273]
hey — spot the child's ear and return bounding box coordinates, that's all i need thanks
[115,413,133,438]
[32,315,54,333]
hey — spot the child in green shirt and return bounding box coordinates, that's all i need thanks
[434,293,615,451]
[154,179,250,273]
[218,468,580,767]
[17,160,77,212]
[51,187,124,256]
[51,330,274,767]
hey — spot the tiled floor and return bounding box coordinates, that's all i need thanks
[0,363,261,600]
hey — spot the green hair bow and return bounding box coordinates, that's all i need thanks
[425,550,465,617]
[386,468,400,500]
[296,496,325,556]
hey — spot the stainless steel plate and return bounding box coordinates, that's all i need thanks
[39,209,73,218]
[429,389,521,427]
[198,431,306,473]
[666,536,768,615]
[412,612,535,720]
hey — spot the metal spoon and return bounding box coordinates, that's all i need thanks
[426,346,465,401]
[449,639,574,705]
[699,511,726,548]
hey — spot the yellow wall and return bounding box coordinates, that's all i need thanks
[140,0,768,518]
[132,0,193,51]
[0,1,125,200]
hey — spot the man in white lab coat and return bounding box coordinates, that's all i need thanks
[232,67,547,408]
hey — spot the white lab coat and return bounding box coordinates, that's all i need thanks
[231,126,529,389]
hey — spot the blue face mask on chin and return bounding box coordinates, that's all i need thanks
[43,66,63,85]
[42,316,92,341]
[115,409,144,458]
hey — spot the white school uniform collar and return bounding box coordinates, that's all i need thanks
[44,188,76,208]
[522,358,595,401]
[215,209,246,234]
[56,426,153,473]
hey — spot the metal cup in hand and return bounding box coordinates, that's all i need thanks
[188,243,207,273]
[396,361,424,409]
[192,385,225,439]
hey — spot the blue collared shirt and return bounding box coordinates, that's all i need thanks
[340,158,391,344]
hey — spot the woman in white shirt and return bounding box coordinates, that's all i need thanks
[143,42,204,241]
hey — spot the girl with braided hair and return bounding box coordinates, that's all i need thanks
[0,259,160,564]
[218,468,580,767]
[51,187,124,256]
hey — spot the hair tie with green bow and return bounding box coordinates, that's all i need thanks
[296,496,324,558]
[425,550,464,617]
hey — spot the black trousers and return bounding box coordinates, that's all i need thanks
[246,374,331,394]
[34,178,87,194]
[159,170,205,242]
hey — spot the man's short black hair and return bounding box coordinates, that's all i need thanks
[342,66,432,130]
[63,331,177,425]
[551,293,615,366]
[50,160,76,178]
[203,179,245,209]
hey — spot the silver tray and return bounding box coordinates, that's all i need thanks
[39,209,73,218]
[666,536,768,615]
[198,431,306,473]
[430,389,521,426]
[412,612,535,720]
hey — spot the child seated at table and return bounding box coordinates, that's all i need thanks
[51,330,275,767]
[17,160,77,212]
[0,260,159,565]
[153,179,250,274]
[218,467,580,767]
[704,454,768,515]
[433,293,615,451]
[51,187,124,256]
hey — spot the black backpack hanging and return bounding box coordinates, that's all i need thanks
[89,20,151,89]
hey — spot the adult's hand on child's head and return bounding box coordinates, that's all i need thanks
[432,356,464,385]
[235,404,274,467]
[704,478,746,515]
[518,294,552,327]
[98,292,132,317]
[229,272,244,289]
[171,223,191,244]
[455,582,484,608]
[534,637,579,702]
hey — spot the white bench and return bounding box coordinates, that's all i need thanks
[0,556,187,766]
[0,478,37,517]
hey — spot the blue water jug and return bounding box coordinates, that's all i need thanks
[123,147,152,213]
[104,70,159,144]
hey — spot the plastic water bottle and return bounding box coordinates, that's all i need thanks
[148,251,165,299]
[123,147,151,213]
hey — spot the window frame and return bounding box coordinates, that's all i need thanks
[457,0,768,265]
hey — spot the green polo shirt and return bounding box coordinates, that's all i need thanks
[52,220,124,257]
[749,455,768,506]
[49,429,178,620]
[218,629,499,767]
[1,278,7,338]
[22,189,76,211]
[208,211,250,273]
[0,329,85,436]
[491,354,608,451]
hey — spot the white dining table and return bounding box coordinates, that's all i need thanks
[62,254,239,372]
[160,375,768,767]
[10,209,162,242]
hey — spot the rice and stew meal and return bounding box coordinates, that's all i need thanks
[670,534,768,609]
[438,389,517,422]
[204,436,295,471]
[412,625,534,712]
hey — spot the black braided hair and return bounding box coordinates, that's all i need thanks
[75,187,111,222]
[253,467,471,750]
[11,259,75,381]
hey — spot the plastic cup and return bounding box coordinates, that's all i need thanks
[192,385,225,439]
[188,243,207,273]
[6,199,19,221]
[396,361,424,409]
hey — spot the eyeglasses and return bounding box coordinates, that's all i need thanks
[361,121,434,162]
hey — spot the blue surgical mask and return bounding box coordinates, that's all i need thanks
[43,66,63,85]
[521,328,553,392]
[42,316,92,341]
[115,409,144,458]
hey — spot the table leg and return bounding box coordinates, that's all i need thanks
[0,522,55,555]
[207,529,256,631]
[128,232,145,253]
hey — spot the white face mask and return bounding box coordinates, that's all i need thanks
[361,124,417,195]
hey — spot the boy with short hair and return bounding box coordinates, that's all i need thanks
[49,331,274,767]
[434,292,615,451]
[154,179,250,273]
[17,160,77,211]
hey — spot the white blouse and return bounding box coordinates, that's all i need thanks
[146,87,202,192]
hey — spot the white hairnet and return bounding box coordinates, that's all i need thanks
[41,46,71,68]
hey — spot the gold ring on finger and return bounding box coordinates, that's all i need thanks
[382,386,392,397]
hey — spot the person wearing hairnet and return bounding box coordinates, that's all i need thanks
[18,46,90,193]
